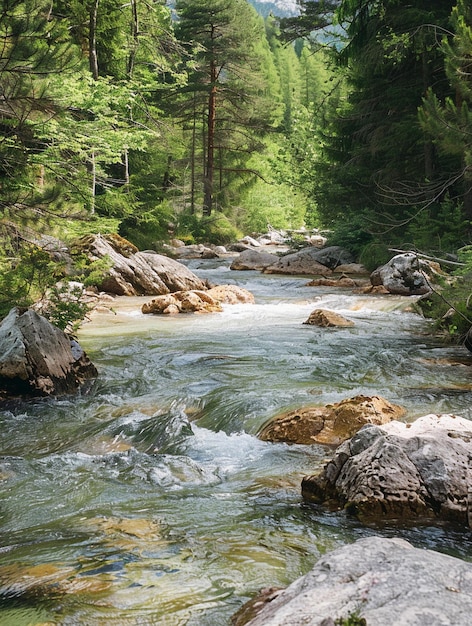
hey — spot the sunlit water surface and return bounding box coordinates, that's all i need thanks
[1,259,472,625]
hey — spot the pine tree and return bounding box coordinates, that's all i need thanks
[420,0,472,226]
[0,0,76,243]
[288,0,456,246]
[173,0,276,215]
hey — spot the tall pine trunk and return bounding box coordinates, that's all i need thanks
[89,0,99,80]
[204,58,217,216]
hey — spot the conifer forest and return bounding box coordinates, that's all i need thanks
[2,0,472,321]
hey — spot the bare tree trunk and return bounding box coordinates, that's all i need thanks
[190,91,197,214]
[123,147,130,186]
[421,45,434,181]
[91,150,96,214]
[127,0,139,78]
[203,58,217,216]
[89,0,100,80]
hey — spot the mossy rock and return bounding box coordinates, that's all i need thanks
[72,234,138,258]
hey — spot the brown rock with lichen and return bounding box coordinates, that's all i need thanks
[207,284,255,304]
[142,291,222,314]
[303,309,354,328]
[142,284,255,314]
[258,395,405,446]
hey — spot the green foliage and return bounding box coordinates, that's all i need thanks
[204,213,243,245]
[43,282,90,332]
[419,0,472,238]
[335,610,367,626]
[416,275,472,341]
[175,212,242,245]
[405,197,470,253]
[414,245,472,343]
[81,255,114,288]
[239,178,307,233]
[325,214,374,259]
[55,217,121,241]
[457,245,472,273]
[0,242,100,330]
[358,242,392,272]
[172,0,285,215]
[0,244,64,319]
[119,202,175,250]
[294,0,460,247]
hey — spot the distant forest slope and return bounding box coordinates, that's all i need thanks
[166,0,299,18]
[248,0,299,17]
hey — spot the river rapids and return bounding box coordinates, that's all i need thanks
[1,259,472,625]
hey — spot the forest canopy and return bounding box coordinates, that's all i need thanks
[1,0,472,316]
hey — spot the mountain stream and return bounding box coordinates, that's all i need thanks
[1,258,472,625]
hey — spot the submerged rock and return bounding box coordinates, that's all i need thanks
[306,277,366,288]
[303,309,355,327]
[302,414,472,527]
[0,308,97,398]
[258,395,404,446]
[236,536,472,626]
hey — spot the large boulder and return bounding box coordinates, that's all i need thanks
[235,536,472,626]
[230,249,279,271]
[305,246,355,269]
[0,308,97,398]
[258,395,404,446]
[172,243,218,259]
[370,252,438,295]
[264,246,353,276]
[302,414,472,527]
[333,263,368,274]
[75,234,207,296]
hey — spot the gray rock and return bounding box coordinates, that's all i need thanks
[302,414,472,527]
[241,235,261,247]
[230,249,279,271]
[264,246,353,275]
[76,234,207,296]
[370,252,433,295]
[306,246,355,269]
[240,536,472,626]
[173,244,217,259]
[0,308,97,397]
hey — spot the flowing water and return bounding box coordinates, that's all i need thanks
[1,259,472,625]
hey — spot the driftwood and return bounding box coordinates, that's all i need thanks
[388,248,465,268]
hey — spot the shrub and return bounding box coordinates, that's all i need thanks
[175,212,242,245]
[43,282,90,332]
[0,244,64,319]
